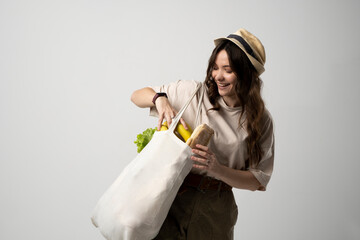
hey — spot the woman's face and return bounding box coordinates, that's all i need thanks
[211,50,240,107]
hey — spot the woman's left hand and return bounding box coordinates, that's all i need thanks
[191,144,223,178]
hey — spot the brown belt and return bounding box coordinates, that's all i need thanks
[181,173,232,192]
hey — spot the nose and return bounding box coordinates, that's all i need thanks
[213,70,224,82]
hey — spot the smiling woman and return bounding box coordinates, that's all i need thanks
[211,50,239,107]
[130,28,274,239]
[205,35,266,170]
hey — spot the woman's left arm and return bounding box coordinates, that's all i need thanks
[191,144,261,191]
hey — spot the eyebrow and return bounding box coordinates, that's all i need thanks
[213,64,232,68]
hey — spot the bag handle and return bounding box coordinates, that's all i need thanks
[168,83,202,132]
[194,82,205,127]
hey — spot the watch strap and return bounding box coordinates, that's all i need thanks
[152,92,168,105]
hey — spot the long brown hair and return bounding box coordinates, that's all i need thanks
[205,40,265,168]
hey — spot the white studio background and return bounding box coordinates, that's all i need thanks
[1,0,359,239]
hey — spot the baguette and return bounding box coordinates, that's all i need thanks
[186,124,214,148]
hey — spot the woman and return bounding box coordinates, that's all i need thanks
[131,28,274,240]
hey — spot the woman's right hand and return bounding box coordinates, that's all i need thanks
[130,87,188,130]
[154,97,177,130]
[154,97,188,131]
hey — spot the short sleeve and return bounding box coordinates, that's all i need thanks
[248,109,275,191]
[149,80,199,117]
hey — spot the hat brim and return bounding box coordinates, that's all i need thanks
[214,37,265,75]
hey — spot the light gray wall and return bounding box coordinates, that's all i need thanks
[1,0,359,239]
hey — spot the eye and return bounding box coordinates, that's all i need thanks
[225,68,233,73]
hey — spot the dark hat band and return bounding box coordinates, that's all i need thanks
[227,34,257,60]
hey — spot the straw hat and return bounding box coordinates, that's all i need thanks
[214,28,266,75]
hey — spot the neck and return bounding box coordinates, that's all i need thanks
[222,96,241,108]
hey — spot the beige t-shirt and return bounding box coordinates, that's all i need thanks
[150,80,274,190]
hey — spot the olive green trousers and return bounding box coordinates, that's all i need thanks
[153,186,238,240]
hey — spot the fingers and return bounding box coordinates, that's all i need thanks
[158,112,177,130]
[165,112,175,127]
[191,155,212,171]
[191,148,213,167]
[157,116,164,131]
[194,144,210,152]
[158,114,174,130]
[192,145,213,159]
[155,97,175,128]
[154,97,188,130]
[192,148,210,159]
[192,163,207,170]
[191,155,208,165]
[180,118,188,130]
[191,146,216,172]
[191,155,207,170]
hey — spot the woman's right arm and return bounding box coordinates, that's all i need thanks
[130,87,156,108]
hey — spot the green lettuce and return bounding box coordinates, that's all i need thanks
[134,128,156,153]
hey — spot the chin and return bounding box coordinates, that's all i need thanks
[218,88,233,97]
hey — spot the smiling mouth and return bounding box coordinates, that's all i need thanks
[217,83,230,87]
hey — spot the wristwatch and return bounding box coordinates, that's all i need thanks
[152,92,168,105]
